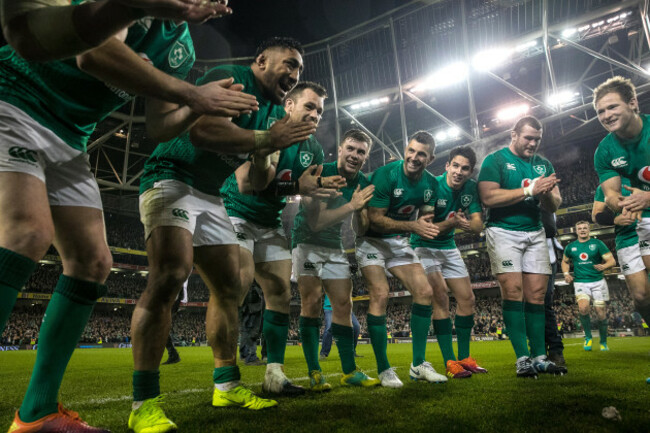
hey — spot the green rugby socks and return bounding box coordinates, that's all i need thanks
[263,310,289,364]
[367,314,390,373]
[502,300,529,359]
[332,323,356,374]
[299,316,321,372]
[455,314,474,360]
[433,317,455,364]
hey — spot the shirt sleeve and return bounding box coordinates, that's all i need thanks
[594,143,619,184]
[477,154,501,184]
[594,186,604,203]
[597,240,611,256]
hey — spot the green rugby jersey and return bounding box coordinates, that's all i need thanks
[140,65,285,196]
[594,179,638,250]
[291,161,370,249]
[0,17,194,151]
[366,160,437,239]
[221,136,324,228]
[594,113,650,218]
[410,172,482,249]
[563,238,611,282]
[478,147,555,232]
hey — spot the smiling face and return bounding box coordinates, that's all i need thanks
[256,47,303,104]
[510,124,542,159]
[576,222,590,241]
[445,155,473,190]
[403,139,434,178]
[284,88,324,127]
[337,137,369,178]
[595,91,639,137]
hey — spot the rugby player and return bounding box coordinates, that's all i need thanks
[411,146,487,379]
[593,76,650,329]
[561,221,616,351]
[130,37,315,432]
[0,12,257,433]
[478,116,567,378]
[2,0,231,61]
[357,130,447,388]
[292,129,380,390]
[220,80,346,396]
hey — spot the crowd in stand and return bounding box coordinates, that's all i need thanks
[3,143,645,347]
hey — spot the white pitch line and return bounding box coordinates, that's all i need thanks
[69,368,384,406]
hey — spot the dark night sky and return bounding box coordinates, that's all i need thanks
[189,0,406,60]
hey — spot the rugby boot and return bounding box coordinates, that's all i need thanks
[446,360,472,379]
[340,370,380,387]
[8,404,110,433]
[212,386,277,410]
[516,356,538,379]
[458,356,488,373]
[409,361,448,383]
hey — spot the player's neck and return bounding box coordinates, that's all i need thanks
[577,236,590,243]
[445,172,463,190]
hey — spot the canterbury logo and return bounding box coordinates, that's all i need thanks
[501,260,513,267]
[367,254,378,260]
[172,208,189,220]
[303,261,316,270]
[8,146,37,162]
[611,157,627,167]
[236,232,247,240]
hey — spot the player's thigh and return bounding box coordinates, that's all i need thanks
[239,247,256,303]
[521,272,548,304]
[447,276,474,308]
[194,244,240,298]
[0,172,53,260]
[496,272,523,300]
[323,279,353,314]
[145,226,194,302]
[297,275,323,317]
[51,205,112,282]
[426,271,449,311]
[389,263,431,301]
[255,259,292,310]
[360,265,390,312]
[624,270,650,302]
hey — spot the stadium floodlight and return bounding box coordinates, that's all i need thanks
[435,126,462,143]
[548,90,579,107]
[350,96,390,111]
[448,127,460,139]
[515,40,537,52]
[496,103,530,121]
[411,62,468,92]
[435,131,447,141]
[561,28,578,38]
[472,48,513,71]
[591,20,605,28]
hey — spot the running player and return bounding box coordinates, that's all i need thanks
[221,80,346,396]
[357,130,447,388]
[1,0,231,61]
[0,13,256,433]
[130,37,314,432]
[478,116,567,378]
[562,221,616,351]
[593,76,650,327]
[292,129,380,390]
[411,146,487,379]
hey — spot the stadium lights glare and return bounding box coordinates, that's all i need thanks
[435,126,461,143]
[548,90,580,107]
[496,103,530,121]
[561,28,578,38]
[472,48,513,71]
[515,40,537,52]
[350,96,390,111]
[412,62,468,92]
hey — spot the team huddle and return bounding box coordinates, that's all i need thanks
[0,7,649,433]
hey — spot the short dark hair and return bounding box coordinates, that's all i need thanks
[448,146,477,170]
[341,129,372,149]
[285,81,328,102]
[593,76,637,108]
[254,37,304,58]
[512,116,542,134]
[409,130,435,153]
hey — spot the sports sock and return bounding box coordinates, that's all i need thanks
[502,300,529,359]
[165,335,178,357]
[455,314,474,360]
[263,310,289,364]
[332,323,356,374]
[299,316,321,372]
[0,248,37,334]
[433,317,455,364]
[524,302,546,358]
[213,365,241,391]
[133,370,160,403]
[580,314,592,339]
[598,319,608,344]
[367,313,391,373]
[411,303,432,367]
[20,276,106,421]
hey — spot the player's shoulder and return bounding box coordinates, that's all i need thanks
[321,161,338,176]
[198,64,250,85]
[463,177,479,191]
[305,135,323,151]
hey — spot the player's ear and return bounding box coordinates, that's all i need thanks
[255,53,268,70]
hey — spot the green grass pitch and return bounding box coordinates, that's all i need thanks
[1,337,649,432]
